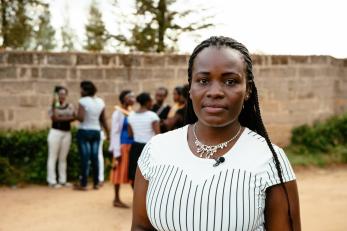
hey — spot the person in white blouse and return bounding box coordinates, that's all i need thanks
[74,81,109,191]
[127,92,160,188]
[109,90,135,208]
[132,37,301,231]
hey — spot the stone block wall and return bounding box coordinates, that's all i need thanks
[0,51,346,146]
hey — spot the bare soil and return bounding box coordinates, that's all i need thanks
[1,167,347,231]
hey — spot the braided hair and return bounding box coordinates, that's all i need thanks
[185,36,293,229]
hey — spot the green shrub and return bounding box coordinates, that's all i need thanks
[0,129,111,185]
[0,156,24,185]
[291,114,347,152]
[286,113,347,166]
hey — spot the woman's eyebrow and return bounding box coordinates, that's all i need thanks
[195,71,210,75]
[194,71,242,77]
[221,72,242,77]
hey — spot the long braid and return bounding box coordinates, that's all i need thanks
[185,36,293,229]
[252,86,293,228]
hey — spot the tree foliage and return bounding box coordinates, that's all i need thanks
[33,3,55,50]
[61,26,75,52]
[84,1,107,52]
[60,16,76,51]
[0,0,55,50]
[1,0,32,49]
[113,0,214,52]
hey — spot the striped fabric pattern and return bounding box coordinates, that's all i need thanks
[138,126,295,231]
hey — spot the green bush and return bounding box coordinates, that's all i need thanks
[0,156,24,185]
[291,114,347,152]
[286,113,347,166]
[0,129,111,185]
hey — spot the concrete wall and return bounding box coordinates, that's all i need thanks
[0,51,346,145]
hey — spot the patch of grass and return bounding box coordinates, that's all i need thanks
[285,145,347,167]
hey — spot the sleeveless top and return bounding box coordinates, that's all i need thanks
[50,103,74,131]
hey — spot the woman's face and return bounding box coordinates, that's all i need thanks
[145,98,153,110]
[155,89,167,104]
[124,92,135,106]
[190,46,248,127]
[173,89,180,103]
[58,89,67,102]
[80,87,86,97]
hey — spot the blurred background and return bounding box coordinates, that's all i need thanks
[0,0,346,230]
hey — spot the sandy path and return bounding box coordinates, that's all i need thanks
[1,167,347,231]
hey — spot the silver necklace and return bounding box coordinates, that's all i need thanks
[193,123,242,159]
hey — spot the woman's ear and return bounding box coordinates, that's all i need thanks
[245,81,252,101]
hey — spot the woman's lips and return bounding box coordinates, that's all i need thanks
[202,105,226,114]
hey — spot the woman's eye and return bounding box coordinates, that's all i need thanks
[199,79,208,85]
[225,79,236,85]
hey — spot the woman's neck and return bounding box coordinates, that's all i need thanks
[194,121,242,145]
[137,106,148,113]
[175,102,185,108]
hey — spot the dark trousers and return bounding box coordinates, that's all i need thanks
[77,129,100,187]
[128,142,146,181]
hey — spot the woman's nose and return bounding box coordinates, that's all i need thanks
[206,81,224,98]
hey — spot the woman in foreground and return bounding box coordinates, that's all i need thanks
[131,36,301,231]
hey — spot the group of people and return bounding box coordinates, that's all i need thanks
[48,36,301,230]
[108,87,188,207]
[46,79,189,207]
[47,81,109,191]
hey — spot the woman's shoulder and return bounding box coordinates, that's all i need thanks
[94,96,105,105]
[142,126,187,165]
[141,110,159,120]
[152,125,188,143]
[150,125,187,146]
[241,127,283,158]
[145,110,159,116]
[111,108,124,118]
[243,128,268,145]
[113,106,129,115]
[79,96,88,104]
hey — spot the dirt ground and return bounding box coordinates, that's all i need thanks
[1,167,347,231]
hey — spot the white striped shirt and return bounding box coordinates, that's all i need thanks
[138,125,295,231]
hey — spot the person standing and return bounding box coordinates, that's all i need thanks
[131,36,301,231]
[166,86,185,119]
[98,131,106,186]
[74,80,109,191]
[152,87,171,133]
[163,84,189,130]
[47,86,75,188]
[128,92,160,188]
[109,90,135,208]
